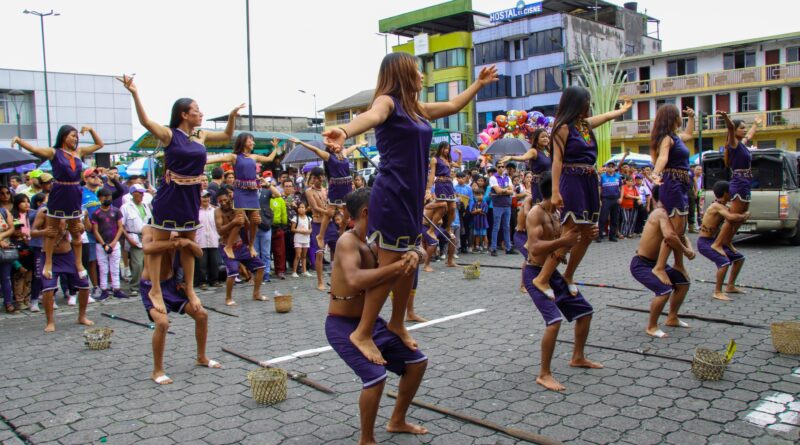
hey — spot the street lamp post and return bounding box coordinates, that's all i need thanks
[297,89,317,130]
[24,9,59,147]
[245,0,254,131]
[8,90,25,144]
[375,33,388,54]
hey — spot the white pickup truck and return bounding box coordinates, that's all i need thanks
[701,149,800,245]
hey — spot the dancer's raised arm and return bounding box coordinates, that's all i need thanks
[743,117,761,146]
[77,126,105,156]
[117,74,173,145]
[290,137,330,161]
[451,148,463,168]
[678,107,695,142]
[322,96,395,149]
[586,99,632,129]
[341,141,367,158]
[206,153,235,165]
[204,103,245,143]
[10,137,54,160]
[250,138,284,163]
[422,66,498,120]
[549,125,569,207]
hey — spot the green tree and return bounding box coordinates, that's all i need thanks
[577,51,626,167]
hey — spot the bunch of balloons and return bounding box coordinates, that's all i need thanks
[477,110,555,152]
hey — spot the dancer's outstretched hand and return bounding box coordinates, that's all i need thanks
[116,74,137,94]
[322,128,345,150]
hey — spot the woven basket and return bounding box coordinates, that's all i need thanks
[463,262,480,280]
[274,294,292,313]
[691,348,727,381]
[771,321,800,355]
[84,327,113,350]
[247,368,287,405]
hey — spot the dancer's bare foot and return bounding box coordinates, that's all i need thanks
[386,421,428,435]
[77,317,94,326]
[196,358,222,368]
[249,246,258,258]
[44,323,55,332]
[386,322,418,351]
[664,318,690,328]
[713,291,732,301]
[423,265,434,273]
[645,326,669,338]
[316,282,326,291]
[225,300,238,306]
[531,278,555,300]
[151,371,173,385]
[519,285,526,293]
[446,261,456,268]
[348,332,386,365]
[651,267,671,285]
[710,242,727,257]
[536,374,566,391]
[223,245,235,260]
[673,264,689,282]
[315,235,325,252]
[724,285,745,294]
[252,295,268,301]
[77,266,88,279]
[42,266,52,280]
[405,313,427,323]
[570,358,604,369]
[726,243,738,254]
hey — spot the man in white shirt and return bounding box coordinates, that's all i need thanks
[195,190,222,290]
[121,184,152,296]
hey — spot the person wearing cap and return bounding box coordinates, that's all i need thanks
[121,184,152,296]
[598,160,623,242]
[23,170,53,199]
[488,163,514,256]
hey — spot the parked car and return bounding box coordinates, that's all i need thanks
[701,149,800,245]
[357,167,376,180]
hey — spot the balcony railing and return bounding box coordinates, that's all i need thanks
[618,61,800,98]
[325,118,351,126]
[611,108,800,137]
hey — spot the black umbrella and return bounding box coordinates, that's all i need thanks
[0,148,39,169]
[282,141,326,164]
[484,138,531,156]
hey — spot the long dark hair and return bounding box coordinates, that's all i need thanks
[233,132,254,155]
[169,98,195,129]
[550,86,593,155]
[529,128,550,156]
[435,142,450,160]
[12,193,29,219]
[54,125,78,150]
[649,104,681,164]
[373,52,428,123]
[725,119,745,167]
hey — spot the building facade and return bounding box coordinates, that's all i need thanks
[321,89,376,170]
[472,0,660,130]
[610,31,800,154]
[208,114,321,134]
[0,68,132,155]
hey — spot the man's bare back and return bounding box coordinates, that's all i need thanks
[636,208,668,260]
[328,231,376,318]
[527,204,560,266]
[141,227,176,282]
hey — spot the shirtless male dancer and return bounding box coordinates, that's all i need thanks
[326,188,428,444]
[35,212,93,332]
[629,185,694,338]
[523,173,602,391]
[696,180,748,301]
[306,167,334,291]
[140,225,222,385]
[215,188,267,306]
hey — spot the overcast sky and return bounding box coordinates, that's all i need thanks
[3,0,796,138]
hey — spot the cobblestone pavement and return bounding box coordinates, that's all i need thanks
[0,233,798,444]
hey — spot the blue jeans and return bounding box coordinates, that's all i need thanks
[0,262,12,306]
[490,206,511,252]
[255,228,272,278]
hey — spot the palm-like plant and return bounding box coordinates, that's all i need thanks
[577,50,626,167]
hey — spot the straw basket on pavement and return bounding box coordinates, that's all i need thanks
[84,327,113,350]
[691,348,727,381]
[247,368,287,405]
[770,321,800,355]
[463,262,480,280]
[274,294,292,313]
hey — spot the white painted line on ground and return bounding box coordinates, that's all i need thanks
[265,308,486,365]
[743,391,800,432]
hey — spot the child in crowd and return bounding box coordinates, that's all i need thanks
[471,190,489,252]
[291,202,313,278]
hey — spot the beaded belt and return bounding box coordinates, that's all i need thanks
[234,178,259,190]
[53,180,80,186]
[330,292,362,301]
[164,170,205,186]
[329,176,353,186]
[435,176,452,183]
[663,168,690,184]
[531,173,544,183]
[563,163,596,175]
[732,169,753,179]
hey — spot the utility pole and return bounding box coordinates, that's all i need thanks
[245,0,254,131]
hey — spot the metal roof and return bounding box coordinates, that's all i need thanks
[207,114,322,123]
[379,0,487,37]
[320,89,375,113]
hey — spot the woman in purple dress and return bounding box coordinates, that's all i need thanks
[117,74,243,308]
[425,142,462,240]
[650,104,695,284]
[531,87,632,298]
[290,137,365,250]
[502,128,552,204]
[207,133,282,259]
[322,53,497,364]
[712,112,760,257]
[12,126,104,280]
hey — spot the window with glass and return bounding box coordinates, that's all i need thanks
[475,40,509,65]
[335,111,350,124]
[0,92,34,125]
[656,98,677,109]
[623,68,637,82]
[478,110,505,129]
[515,75,523,97]
[524,67,562,95]
[737,90,759,112]
[434,49,466,69]
[477,75,512,100]
[434,112,468,133]
[666,58,697,77]
[723,51,756,70]
[526,28,562,57]
[787,47,800,63]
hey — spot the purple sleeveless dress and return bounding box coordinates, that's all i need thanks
[433,157,456,201]
[728,142,752,202]
[660,134,691,216]
[151,129,206,231]
[324,154,352,206]
[368,97,433,251]
[472,201,489,230]
[528,149,552,204]
[560,125,599,224]
[48,149,83,219]
[233,153,259,211]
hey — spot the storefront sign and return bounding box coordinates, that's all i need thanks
[414,33,429,55]
[489,1,543,23]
